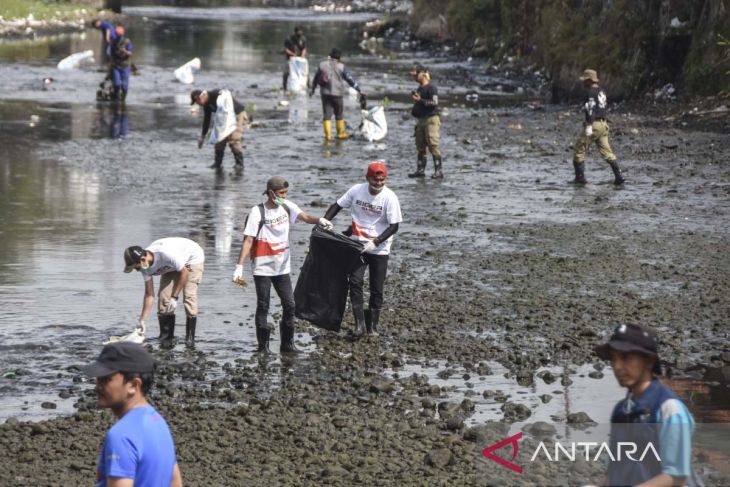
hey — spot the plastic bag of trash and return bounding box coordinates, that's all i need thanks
[103,329,144,345]
[360,105,387,141]
[294,227,364,332]
[207,89,237,144]
[287,57,309,94]
[57,50,94,70]
[174,57,201,84]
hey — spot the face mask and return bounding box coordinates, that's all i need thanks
[140,262,149,271]
[273,197,286,206]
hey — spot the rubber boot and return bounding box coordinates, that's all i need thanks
[322,120,333,141]
[112,86,120,101]
[233,150,244,170]
[431,155,444,179]
[368,308,381,336]
[352,304,366,338]
[282,72,288,92]
[609,160,625,185]
[335,119,350,140]
[255,327,271,353]
[210,149,224,169]
[185,316,197,346]
[158,314,176,348]
[408,154,427,178]
[280,323,302,354]
[120,89,127,104]
[572,161,587,184]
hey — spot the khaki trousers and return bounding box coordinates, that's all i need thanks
[214,112,248,154]
[573,120,616,164]
[157,263,204,317]
[415,115,441,157]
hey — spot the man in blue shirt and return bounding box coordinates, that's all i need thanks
[595,324,703,487]
[83,342,183,487]
[110,25,133,103]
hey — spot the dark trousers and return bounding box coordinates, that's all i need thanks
[348,254,389,310]
[254,274,295,329]
[321,94,344,121]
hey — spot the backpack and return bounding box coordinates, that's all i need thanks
[244,203,293,240]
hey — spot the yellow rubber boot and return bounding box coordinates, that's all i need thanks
[336,119,350,139]
[322,120,333,141]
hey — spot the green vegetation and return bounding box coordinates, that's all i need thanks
[0,0,90,21]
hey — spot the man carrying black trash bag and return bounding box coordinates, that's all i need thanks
[322,161,402,337]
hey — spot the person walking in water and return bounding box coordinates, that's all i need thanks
[191,88,249,171]
[572,68,625,185]
[408,63,443,179]
[310,48,366,141]
[282,25,308,92]
[110,25,133,103]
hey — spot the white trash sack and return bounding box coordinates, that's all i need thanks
[207,88,237,145]
[360,105,388,141]
[287,57,309,94]
[57,50,94,70]
[174,57,201,84]
[103,329,145,345]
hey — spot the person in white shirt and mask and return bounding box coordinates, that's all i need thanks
[233,176,332,354]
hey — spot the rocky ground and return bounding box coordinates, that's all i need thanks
[1,90,729,485]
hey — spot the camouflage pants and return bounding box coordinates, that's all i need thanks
[573,120,616,163]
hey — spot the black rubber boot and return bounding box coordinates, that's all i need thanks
[112,86,120,101]
[369,308,381,336]
[609,160,625,185]
[408,155,427,178]
[431,156,444,179]
[120,89,127,104]
[280,323,302,354]
[233,151,244,170]
[352,304,366,338]
[210,149,224,169]
[573,161,587,184]
[158,314,176,348]
[255,327,271,353]
[282,72,288,92]
[185,316,197,346]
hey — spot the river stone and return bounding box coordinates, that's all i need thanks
[41,401,57,409]
[567,412,595,424]
[524,421,557,438]
[426,448,452,468]
[501,401,531,422]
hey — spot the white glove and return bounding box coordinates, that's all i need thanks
[318,218,334,231]
[584,124,593,137]
[361,240,377,254]
[135,319,146,335]
[233,264,244,282]
[164,297,178,314]
[197,136,204,149]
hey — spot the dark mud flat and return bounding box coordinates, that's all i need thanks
[2,96,730,485]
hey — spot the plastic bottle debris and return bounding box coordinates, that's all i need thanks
[57,50,94,70]
[174,57,201,84]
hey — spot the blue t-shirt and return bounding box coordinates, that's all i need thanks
[609,379,702,486]
[96,405,177,487]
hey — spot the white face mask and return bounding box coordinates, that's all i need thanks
[139,261,149,271]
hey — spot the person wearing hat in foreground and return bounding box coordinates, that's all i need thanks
[594,323,702,487]
[82,342,182,486]
[310,48,366,141]
[190,88,249,171]
[323,161,402,337]
[124,238,205,346]
[572,68,625,185]
[408,62,443,179]
[233,176,333,354]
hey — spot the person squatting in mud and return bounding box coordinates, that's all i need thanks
[310,48,366,141]
[593,323,702,487]
[109,25,133,103]
[191,88,249,171]
[233,176,333,354]
[282,25,308,92]
[408,63,444,179]
[323,161,402,337]
[572,68,625,185]
[123,237,205,347]
[83,342,183,487]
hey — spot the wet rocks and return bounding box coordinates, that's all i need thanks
[501,402,532,422]
[426,448,453,468]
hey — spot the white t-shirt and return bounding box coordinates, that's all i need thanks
[141,238,205,282]
[337,183,402,255]
[244,200,302,276]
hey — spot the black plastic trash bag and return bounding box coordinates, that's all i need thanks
[294,227,364,331]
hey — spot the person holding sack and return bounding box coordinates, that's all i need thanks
[233,176,332,354]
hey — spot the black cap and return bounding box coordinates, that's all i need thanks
[190,89,203,105]
[595,323,661,374]
[123,245,145,273]
[263,176,289,195]
[82,342,155,377]
[329,48,342,60]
